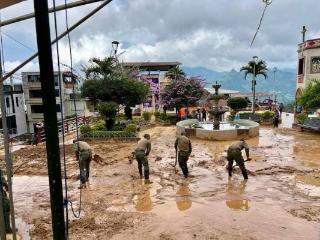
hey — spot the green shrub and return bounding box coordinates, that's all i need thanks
[125,124,137,133]
[80,125,91,134]
[111,124,126,131]
[296,113,308,123]
[154,111,161,118]
[98,101,118,130]
[91,121,106,131]
[142,111,152,121]
[260,111,274,120]
[159,112,168,120]
[227,97,248,111]
[81,130,136,138]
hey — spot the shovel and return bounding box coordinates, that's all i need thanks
[169,149,178,172]
[232,158,252,169]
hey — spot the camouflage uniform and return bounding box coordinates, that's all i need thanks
[175,135,192,178]
[0,170,10,233]
[135,138,151,180]
[227,140,249,179]
[74,141,92,184]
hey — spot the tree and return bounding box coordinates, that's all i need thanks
[81,57,149,119]
[298,79,320,110]
[161,76,205,110]
[98,102,118,130]
[165,66,186,80]
[227,97,248,120]
[240,59,268,113]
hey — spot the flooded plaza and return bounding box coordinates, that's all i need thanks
[4,124,320,239]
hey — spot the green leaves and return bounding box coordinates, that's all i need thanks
[240,59,268,79]
[298,79,320,110]
[227,97,248,111]
[81,57,150,111]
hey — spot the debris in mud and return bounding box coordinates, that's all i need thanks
[288,206,320,222]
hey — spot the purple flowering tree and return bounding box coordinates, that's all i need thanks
[161,76,205,109]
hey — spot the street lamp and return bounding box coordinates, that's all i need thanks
[252,56,258,113]
[112,40,120,56]
[273,67,278,103]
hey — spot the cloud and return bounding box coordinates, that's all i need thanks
[1,0,320,72]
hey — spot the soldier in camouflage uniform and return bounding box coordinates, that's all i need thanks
[135,134,152,184]
[227,138,250,180]
[73,140,92,188]
[175,132,192,178]
[0,169,11,233]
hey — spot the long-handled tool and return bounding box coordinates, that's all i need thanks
[169,149,178,173]
[232,158,252,169]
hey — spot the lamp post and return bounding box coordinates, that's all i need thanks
[273,67,278,103]
[252,56,258,113]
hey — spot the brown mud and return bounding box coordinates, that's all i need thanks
[6,126,320,239]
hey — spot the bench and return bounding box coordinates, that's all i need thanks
[298,118,320,131]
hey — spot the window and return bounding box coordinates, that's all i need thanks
[5,97,10,108]
[56,104,61,112]
[28,75,40,82]
[31,105,43,113]
[55,89,60,97]
[298,58,304,75]
[29,90,42,98]
[16,97,19,107]
[54,75,59,86]
[31,104,61,113]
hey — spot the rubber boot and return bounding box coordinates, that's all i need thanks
[241,169,248,180]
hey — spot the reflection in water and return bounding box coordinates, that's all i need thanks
[134,188,152,212]
[225,179,250,211]
[176,183,192,211]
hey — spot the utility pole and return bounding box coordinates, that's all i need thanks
[33,1,65,239]
[301,26,307,43]
[0,43,17,240]
[273,67,277,103]
[252,56,258,114]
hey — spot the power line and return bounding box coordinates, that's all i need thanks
[250,0,272,47]
[1,31,36,53]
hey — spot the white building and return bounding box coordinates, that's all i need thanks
[296,37,320,100]
[22,71,89,133]
[0,84,27,137]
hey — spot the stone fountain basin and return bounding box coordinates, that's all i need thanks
[176,119,259,141]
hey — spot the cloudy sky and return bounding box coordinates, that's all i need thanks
[1,0,320,80]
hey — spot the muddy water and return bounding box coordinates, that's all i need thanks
[10,126,320,239]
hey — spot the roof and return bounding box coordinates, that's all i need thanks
[231,92,274,97]
[0,0,24,9]
[298,38,320,52]
[122,61,181,71]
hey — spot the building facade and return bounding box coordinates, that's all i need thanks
[22,71,89,133]
[296,38,320,101]
[0,84,28,137]
[122,61,181,112]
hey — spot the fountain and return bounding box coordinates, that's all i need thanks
[207,81,227,130]
[176,82,260,140]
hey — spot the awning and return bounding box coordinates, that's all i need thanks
[0,0,24,10]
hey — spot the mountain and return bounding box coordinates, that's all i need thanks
[182,66,296,103]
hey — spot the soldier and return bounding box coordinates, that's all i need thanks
[135,134,152,184]
[0,169,11,233]
[227,138,251,180]
[175,132,192,178]
[73,140,92,188]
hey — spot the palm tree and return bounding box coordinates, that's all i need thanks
[240,59,268,113]
[166,66,186,80]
